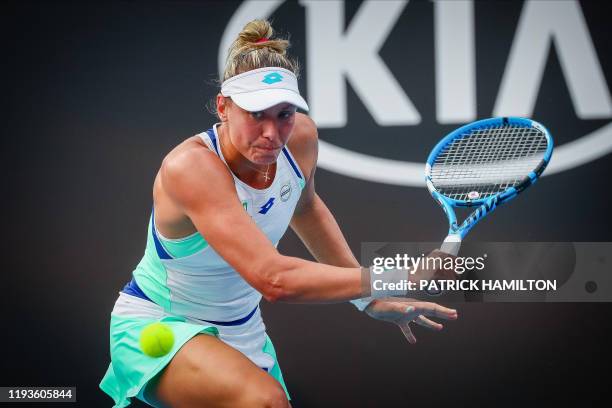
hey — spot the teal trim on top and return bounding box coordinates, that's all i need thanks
[158,230,208,258]
[151,209,209,259]
[133,218,172,311]
[133,214,209,311]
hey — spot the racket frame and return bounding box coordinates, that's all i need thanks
[425,117,553,255]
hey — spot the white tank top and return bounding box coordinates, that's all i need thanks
[134,123,305,322]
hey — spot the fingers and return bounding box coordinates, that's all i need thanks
[384,300,458,321]
[408,250,459,287]
[409,302,458,320]
[426,250,460,280]
[395,302,458,343]
[413,315,443,331]
[429,249,456,259]
[398,321,417,344]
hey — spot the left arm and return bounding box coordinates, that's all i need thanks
[288,114,358,269]
[292,192,359,267]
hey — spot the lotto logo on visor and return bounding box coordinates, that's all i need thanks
[262,72,283,84]
[220,67,309,112]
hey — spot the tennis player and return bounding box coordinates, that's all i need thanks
[100,19,458,408]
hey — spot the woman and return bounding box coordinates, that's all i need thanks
[100,19,457,408]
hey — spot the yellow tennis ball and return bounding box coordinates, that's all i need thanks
[140,322,175,358]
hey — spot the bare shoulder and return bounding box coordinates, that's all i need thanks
[161,136,220,176]
[286,113,318,180]
[158,136,234,208]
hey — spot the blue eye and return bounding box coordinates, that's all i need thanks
[251,111,263,119]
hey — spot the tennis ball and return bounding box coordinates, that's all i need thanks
[140,322,175,358]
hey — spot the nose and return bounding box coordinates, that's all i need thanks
[260,118,280,143]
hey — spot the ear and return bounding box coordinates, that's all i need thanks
[216,94,228,122]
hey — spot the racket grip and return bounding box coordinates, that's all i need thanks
[440,234,461,256]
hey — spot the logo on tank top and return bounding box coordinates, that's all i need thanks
[280,183,292,202]
[258,197,275,214]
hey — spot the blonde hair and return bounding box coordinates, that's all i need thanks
[222,19,300,81]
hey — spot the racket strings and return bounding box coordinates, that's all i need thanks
[430,124,548,201]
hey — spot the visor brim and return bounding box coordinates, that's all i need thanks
[230,89,309,112]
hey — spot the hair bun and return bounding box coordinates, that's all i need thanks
[233,19,288,55]
[222,19,299,81]
[238,20,273,44]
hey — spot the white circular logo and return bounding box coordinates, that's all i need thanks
[221,1,612,187]
[280,183,292,202]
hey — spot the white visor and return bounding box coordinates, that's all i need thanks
[221,67,309,112]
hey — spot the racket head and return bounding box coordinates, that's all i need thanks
[425,117,553,209]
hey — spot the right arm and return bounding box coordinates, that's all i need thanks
[159,144,367,304]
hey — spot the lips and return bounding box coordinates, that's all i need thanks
[256,145,281,151]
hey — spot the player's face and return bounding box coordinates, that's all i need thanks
[223,98,297,165]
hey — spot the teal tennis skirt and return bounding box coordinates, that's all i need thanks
[99,293,289,407]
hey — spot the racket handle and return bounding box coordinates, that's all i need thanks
[440,234,461,256]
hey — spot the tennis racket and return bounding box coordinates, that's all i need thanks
[425,117,554,257]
